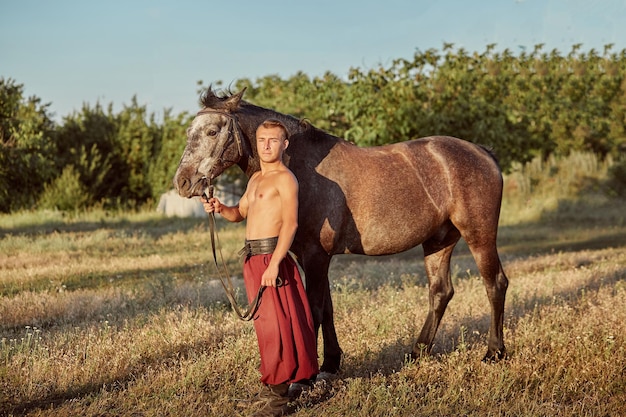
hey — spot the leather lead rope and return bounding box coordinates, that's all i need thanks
[205,183,264,321]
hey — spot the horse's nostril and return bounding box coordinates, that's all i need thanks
[175,177,188,193]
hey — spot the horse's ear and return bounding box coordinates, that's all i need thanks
[224,88,247,112]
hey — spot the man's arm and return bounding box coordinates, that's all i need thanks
[202,196,246,222]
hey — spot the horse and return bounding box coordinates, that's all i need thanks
[173,88,509,374]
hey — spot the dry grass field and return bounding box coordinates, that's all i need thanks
[1,157,625,416]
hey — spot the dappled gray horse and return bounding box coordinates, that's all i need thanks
[174,88,509,373]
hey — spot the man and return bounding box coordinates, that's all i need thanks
[203,119,319,416]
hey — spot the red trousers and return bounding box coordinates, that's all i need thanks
[243,253,319,385]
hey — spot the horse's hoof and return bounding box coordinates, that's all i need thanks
[410,343,430,361]
[482,348,508,363]
[316,371,338,382]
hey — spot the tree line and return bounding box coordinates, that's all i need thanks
[1,43,625,213]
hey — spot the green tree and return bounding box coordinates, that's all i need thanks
[55,102,116,207]
[0,77,57,212]
[56,97,190,209]
[147,109,193,199]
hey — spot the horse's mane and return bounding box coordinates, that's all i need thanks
[199,87,332,146]
[199,87,236,110]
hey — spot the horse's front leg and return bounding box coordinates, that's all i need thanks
[298,247,342,374]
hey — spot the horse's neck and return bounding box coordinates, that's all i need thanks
[236,111,306,177]
[238,144,259,177]
[234,109,343,176]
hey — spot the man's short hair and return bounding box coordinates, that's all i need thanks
[258,119,289,140]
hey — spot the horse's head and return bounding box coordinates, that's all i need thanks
[174,89,248,198]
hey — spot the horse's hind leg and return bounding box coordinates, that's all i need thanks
[467,239,509,361]
[412,224,461,359]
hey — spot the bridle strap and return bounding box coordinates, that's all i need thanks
[196,109,244,158]
[204,184,264,321]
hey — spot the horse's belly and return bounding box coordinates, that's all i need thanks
[335,214,440,256]
[358,224,432,255]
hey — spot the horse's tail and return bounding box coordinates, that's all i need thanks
[479,144,501,170]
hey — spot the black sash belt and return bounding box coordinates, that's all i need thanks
[239,236,285,287]
[239,237,279,259]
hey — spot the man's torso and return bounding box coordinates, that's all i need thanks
[244,170,286,240]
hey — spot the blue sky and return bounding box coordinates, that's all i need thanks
[1,0,624,122]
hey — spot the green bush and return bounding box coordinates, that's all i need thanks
[38,165,90,211]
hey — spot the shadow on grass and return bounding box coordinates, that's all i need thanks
[498,197,626,255]
[3,336,221,417]
[0,263,239,336]
[0,215,243,299]
[0,213,218,240]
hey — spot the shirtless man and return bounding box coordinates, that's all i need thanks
[203,119,319,417]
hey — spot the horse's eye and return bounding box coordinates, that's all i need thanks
[207,129,218,137]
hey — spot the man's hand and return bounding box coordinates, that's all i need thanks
[202,196,222,214]
[261,263,280,287]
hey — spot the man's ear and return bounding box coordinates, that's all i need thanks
[283,139,289,150]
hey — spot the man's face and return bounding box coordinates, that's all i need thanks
[256,126,287,163]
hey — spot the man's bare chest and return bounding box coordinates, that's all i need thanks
[247,178,279,206]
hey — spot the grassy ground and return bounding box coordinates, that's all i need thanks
[2,164,626,416]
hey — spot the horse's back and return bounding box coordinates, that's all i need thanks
[406,136,500,174]
[358,135,503,200]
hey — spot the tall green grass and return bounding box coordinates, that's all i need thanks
[501,152,624,225]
